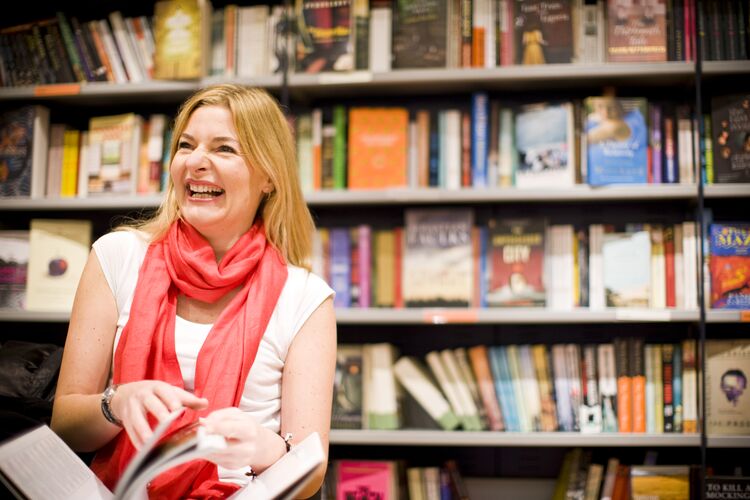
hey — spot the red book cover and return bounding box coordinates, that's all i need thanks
[336,460,396,500]
[486,218,545,307]
[664,225,676,307]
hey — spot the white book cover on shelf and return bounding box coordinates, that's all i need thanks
[601,230,651,308]
[514,102,575,189]
[393,356,460,431]
[0,409,324,500]
[0,230,30,310]
[25,219,92,313]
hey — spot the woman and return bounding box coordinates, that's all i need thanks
[50,84,336,499]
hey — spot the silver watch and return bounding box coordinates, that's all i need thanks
[101,384,122,426]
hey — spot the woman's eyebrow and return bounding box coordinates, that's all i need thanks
[180,133,240,144]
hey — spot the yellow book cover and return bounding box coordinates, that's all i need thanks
[60,129,80,197]
[153,0,211,79]
[25,219,92,312]
[88,113,142,196]
[630,466,690,500]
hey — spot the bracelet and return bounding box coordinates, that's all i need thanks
[101,384,122,427]
[283,432,293,452]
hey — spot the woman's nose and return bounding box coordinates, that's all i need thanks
[185,146,209,170]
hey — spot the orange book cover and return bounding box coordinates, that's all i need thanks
[615,338,633,432]
[631,338,646,433]
[416,110,430,188]
[468,345,505,431]
[347,108,408,189]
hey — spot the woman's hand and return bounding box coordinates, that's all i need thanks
[200,407,267,470]
[110,380,208,449]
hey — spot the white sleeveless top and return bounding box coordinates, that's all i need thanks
[92,230,334,434]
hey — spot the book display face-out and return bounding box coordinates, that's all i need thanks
[1,0,749,499]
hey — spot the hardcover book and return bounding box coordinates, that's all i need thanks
[711,94,750,183]
[0,231,29,310]
[295,0,354,73]
[606,0,667,62]
[0,106,50,198]
[514,102,575,188]
[347,108,409,189]
[513,0,574,64]
[485,218,546,307]
[709,223,750,309]
[25,219,92,313]
[584,97,649,185]
[392,0,447,69]
[403,208,474,307]
[705,340,750,436]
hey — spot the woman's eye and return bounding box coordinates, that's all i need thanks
[217,145,236,154]
[177,141,193,150]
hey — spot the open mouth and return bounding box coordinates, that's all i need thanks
[187,183,225,199]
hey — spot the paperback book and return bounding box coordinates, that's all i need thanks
[392,0,447,69]
[711,94,750,183]
[709,223,750,309]
[705,340,750,436]
[0,231,29,310]
[584,97,648,185]
[0,106,50,198]
[606,0,667,62]
[295,0,354,73]
[513,0,574,64]
[0,409,325,500]
[602,230,651,308]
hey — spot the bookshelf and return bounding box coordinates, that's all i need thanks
[1,1,749,499]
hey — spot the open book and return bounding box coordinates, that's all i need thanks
[0,410,324,500]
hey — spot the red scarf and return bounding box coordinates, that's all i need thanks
[91,220,288,499]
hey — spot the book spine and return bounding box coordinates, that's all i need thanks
[330,228,351,308]
[682,339,697,433]
[630,337,646,433]
[615,338,632,432]
[663,114,677,183]
[735,0,748,59]
[358,225,371,308]
[664,225,676,307]
[672,342,683,432]
[471,92,488,187]
[56,12,86,82]
[460,0,473,67]
[332,105,347,190]
[662,343,675,432]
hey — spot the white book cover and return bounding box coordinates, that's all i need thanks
[96,19,128,84]
[597,343,618,432]
[518,345,543,432]
[453,347,486,427]
[363,343,400,430]
[682,221,698,310]
[76,131,90,198]
[552,344,574,432]
[237,5,269,77]
[514,102,575,189]
[440,349,481,430]
[109,11,144,82]
[393,356,459,430]
[25,219,92,313]
[505,345,532,432]
[425,350,466,424]
[443,109,462,190]
[369,7,391,72]
[649,225,666,309]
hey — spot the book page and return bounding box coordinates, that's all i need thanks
[0,426,112,500]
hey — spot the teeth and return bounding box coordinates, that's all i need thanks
[188,183,224,194]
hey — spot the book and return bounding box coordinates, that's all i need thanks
[347,107,409,189]
[393,355,460,430]
[392,0,447,69]
[602,230,651,308]
[152,0,212,79]
[0,409,325,500]
[0,106,50,198]
[403,208,474,307]
[709,223,750,309]
[584,97,649,185]
[486,218,546,307]
[514,102,575,188]
[332,344,364,429]
[513,0,574,64]
[0,231,29,310]
[25,219,92,313]
[334,460,399,500]
[87,113,143,196]
[629,465,690,500]
[711,94,750,183]
[606,0,668,62]
[706,339,750,435]
[295,0,354,73]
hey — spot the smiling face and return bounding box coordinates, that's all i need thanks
[171,105,272,254]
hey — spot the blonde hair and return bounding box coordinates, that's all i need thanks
[131,84,314,269]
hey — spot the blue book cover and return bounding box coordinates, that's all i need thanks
[428,111,439,187]
[489,345,520,432]
[329,228,351,308]
[709,223,750,309]
[585,97,648,185]
[471,92,489,188]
